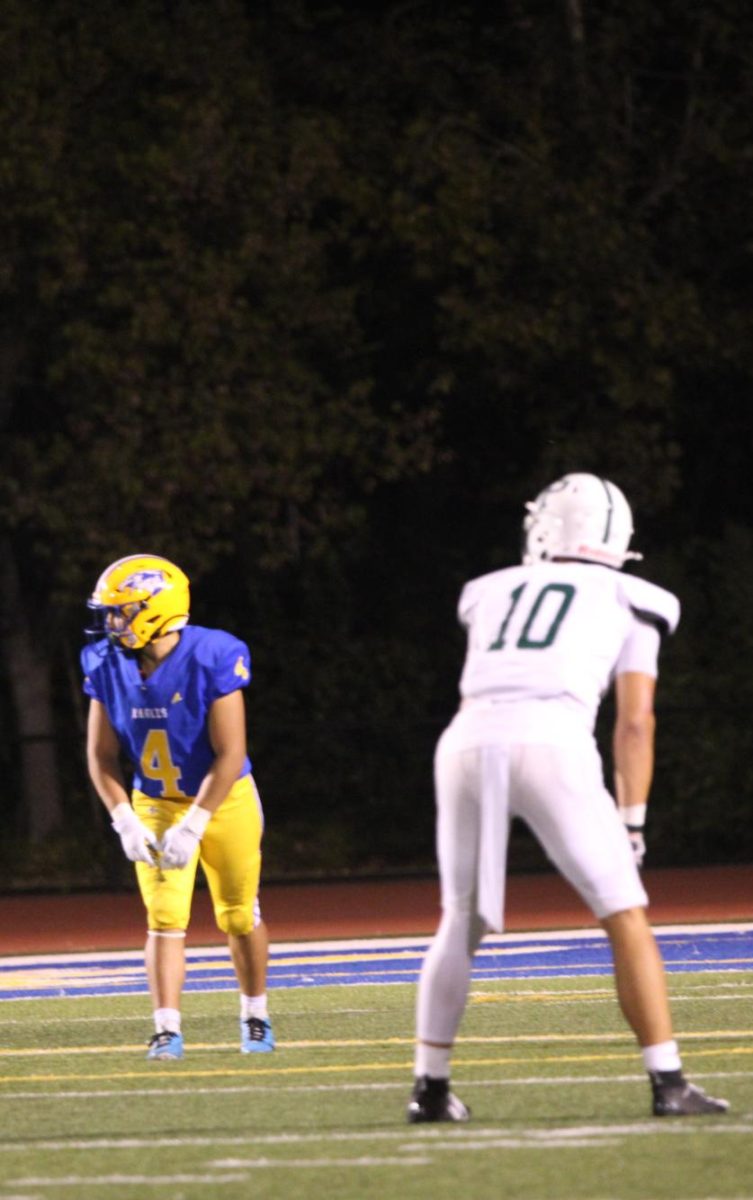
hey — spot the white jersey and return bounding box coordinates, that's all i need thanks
[454,561,679,742]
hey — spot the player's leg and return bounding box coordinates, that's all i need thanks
[601,906,728,1114]
[227,903,269,996]
[143,930,187,1059]
[512,743,650,919]
[409,741,507,1122]
[200,775,274,1052]
[145,929,186,1011]
[133,793,199,1060]
[516,745,728,1116]
[600,905,672,1045]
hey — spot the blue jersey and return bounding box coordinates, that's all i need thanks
[81,625,252,798]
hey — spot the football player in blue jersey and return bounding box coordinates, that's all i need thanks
[82,554,275,1060]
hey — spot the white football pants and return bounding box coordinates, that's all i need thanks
[416,739,647,1046]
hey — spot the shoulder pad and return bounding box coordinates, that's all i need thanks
[457,567,519,626]
[80,640,109,671]
[617,575,680,636]
[457,582,475,627]
[457,578,481,625]
[190,626,252,677]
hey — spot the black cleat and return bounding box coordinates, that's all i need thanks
[650,1071,729,1117]
[406,1075,470,1124]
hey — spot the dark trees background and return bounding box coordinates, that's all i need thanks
[1,0,752,886]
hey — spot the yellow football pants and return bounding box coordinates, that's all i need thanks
[132,774,264,936]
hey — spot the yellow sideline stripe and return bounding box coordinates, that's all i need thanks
[1,1044,751,1085]
[0,1030,748,1059]
[470,985,753,1004]
[1,1029,751,1058]
[0,946,571,976]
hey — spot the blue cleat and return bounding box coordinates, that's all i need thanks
[240,1016,275,1053]
[146,1031,184,1061]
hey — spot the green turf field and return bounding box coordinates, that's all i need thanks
[0,971,751,1200]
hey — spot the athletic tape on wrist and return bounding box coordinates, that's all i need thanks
[183,804,212,838]
[620,804,647,829]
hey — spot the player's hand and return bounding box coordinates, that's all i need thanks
[159,805,212,870]
[110,803,159,865]
[626,828,646,868]
[160,822,201,869]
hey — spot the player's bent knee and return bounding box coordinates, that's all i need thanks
[216,906,254,937]
[148,904,191,930]
[601,904,647,924]
[600,905,651,938]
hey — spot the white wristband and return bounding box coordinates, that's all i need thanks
[620,804,647,829]
[183,804,212,838]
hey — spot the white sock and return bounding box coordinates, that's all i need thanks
[414,1042,451,1079]
[241,993,268,1021]
[642,1039,681,1073]
[154,1007,181,1035]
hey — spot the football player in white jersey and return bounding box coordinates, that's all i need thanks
[407,474,729,1122]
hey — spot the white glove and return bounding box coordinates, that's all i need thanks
[160,805,212,870]
[626,827,646,868]
[111,802,159,865]
[620,805,647,869]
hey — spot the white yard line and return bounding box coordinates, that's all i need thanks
[0,1069,749,1108]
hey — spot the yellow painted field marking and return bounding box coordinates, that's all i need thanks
[0,1042,750,1086]
[471,989,611,1003]
[0,946,573,993]
[1,1028,751,1058]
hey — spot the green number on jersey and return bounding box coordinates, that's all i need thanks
[488,583,576,651]
[488,584,526,649]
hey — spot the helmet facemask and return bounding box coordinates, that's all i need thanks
[85,600,148,649]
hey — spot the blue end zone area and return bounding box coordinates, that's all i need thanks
[1,925,751,1001]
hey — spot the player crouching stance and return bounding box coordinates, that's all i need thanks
[408,475,728,1122]
[82,554,274,1060]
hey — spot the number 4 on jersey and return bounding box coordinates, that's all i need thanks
[140,729,187,797]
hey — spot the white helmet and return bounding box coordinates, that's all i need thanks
[522,473,642,569]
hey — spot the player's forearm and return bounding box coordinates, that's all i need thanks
[87,756,131,816]
[192,751,247,815]
[613,713,656,815]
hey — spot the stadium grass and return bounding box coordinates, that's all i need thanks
[0,971,751,1200]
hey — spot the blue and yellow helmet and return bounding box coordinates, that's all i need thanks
[86,554,190,650]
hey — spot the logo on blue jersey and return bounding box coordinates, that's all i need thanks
[234,656,250,681]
